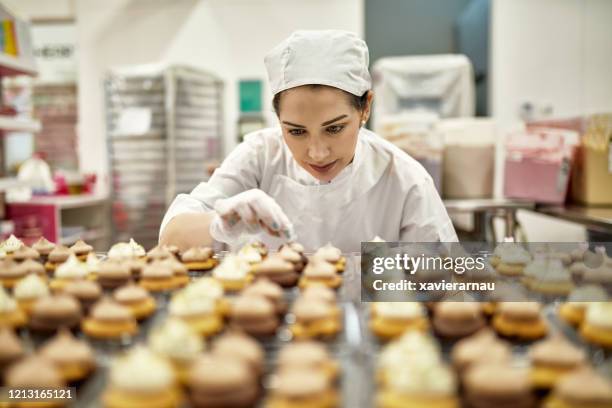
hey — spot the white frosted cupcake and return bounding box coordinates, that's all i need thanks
[51,254,90,291]
[14,274,49,315]
[212,254,252,292]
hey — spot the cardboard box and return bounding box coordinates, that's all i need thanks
[570,144,612,205]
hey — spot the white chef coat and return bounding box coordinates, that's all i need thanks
[160,127,457,253]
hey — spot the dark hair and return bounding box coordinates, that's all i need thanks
[272,84,368,116]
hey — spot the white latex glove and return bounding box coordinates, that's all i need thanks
[209,189,295,243]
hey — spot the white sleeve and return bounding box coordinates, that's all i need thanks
[158,133,265,237]
[399,176,458,242]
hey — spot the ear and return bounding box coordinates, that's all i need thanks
[362,91,374,123]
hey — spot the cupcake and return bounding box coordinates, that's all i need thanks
[160,258,190,288]
[146,245,174,263]
[168,293,223,337]
[558,285,608,326]
[187,354,258,408]
[16,258,46,277]
[212,332,265,378]
[113,282,157,320]
[369,302,429,340]
[277,341,339,383]
[0,327,25,376]
[522,257,574,296]
[103,346,182,408]
[124,258,147,279]
[13,274,50,315]
[5,356,66,407]
[29,294,82,332]
[580,302,612,348]
[212,254,252,292]
[69,239,93,261]
[97,260,132,289]
[237,244,264,267]
[230,294,279,337]
[181,277,229,317]
[85,252,102,278]
[139,261,179,292]
[298,258,342,290]
[492,302,548,340]
[12,245,40,262]
[451,330,512,376]
[495,244,532,277]
[432,302,486,339]
[0,259,27,288]
[252,255,299,288]
[45,244,71,272]
[149,318,204,385]
[377,362,458,408]
[39,328,96,383]
[107,238,146,261]
[63,279,102,312]
[529,336,587,390]
[278,244,306,273]
[464,364,534,408]
[301,286,341,318]
[0,287,27,328]
[250,240,269,257]
[0,234,24,256]
[50,254,90,291]
[81,297,138,340]
[180,246,216,272]
[289,297,341,340]
[267,369,338,408]
[544,368,612,408]
[32,236,55,261]
[243,278,287,315]
[314,243,346,273]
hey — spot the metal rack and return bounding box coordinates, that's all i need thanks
[105,65,223,249]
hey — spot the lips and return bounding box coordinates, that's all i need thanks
[309,160,337,173]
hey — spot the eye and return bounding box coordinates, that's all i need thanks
[326,125,345,134]
[288,128,306,136]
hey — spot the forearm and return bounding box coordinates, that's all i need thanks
[159,211,216,251]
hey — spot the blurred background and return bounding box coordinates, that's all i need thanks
[0,0,610,250]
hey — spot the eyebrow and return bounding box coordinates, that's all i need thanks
[282,114,348,129]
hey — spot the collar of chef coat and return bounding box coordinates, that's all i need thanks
[282,127,389,195]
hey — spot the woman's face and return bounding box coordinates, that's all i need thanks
[278,86,370,182]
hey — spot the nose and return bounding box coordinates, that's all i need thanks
[307,137,330,162]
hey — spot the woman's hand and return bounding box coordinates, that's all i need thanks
[210,189,294,242]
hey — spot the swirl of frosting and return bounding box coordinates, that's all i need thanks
[109,346,175,392]
[314,242,342,262]
[108,242,135,260]
[237,245,262,264]
[149,318,203,362]
[212,254,250,280]
[14,274,49,300]
[169,294,215,317]
[55,254,88,279]
[1,235,23,253]
[182,277,224,300]
[128,238,145,257]
[85,253,101,274]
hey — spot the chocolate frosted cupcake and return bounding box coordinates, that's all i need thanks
[298,258,342,290]
[81,297,138,339]
[278,245,306,273]
[32,236,55,261]
[113,282,156,320]
[70,239,93,261]
[5,356,66,397]
[529,336,587,390]
[252,255,299,287]
[277,341,339,383]
[46,244,71,272]
[267,369,338,408]
[39,328,96,383]
[0,327,24,377]
[146,245,174,263]
[12,245,40,262]
[464,364,534,408]
[242,279,287,315]
[63,279,102,312]
[545,368,612,408]
[230,295,279,337]
[433,302,486,339]
[0,259,28,288]
[16,258,46,277]
[452,329,512,376]
[180,246,216,272]
[187,354,258,408]
[29,294,82,332]
[159,258,190,288]
[140,261,178,292]
[212,332,265,378]
[314,243,346,273]
[493,302,548,340]
[97,260,131,289]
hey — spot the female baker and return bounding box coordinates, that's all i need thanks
[160,30,457,252]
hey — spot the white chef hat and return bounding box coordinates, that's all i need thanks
[264,30,371,97]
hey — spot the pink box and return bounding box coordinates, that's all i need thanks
[503,128,577,204]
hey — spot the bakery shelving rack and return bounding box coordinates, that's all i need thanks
[105,64,224,249]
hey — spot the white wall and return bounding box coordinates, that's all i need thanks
[490,0,612,241]
[74,0,363,193]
